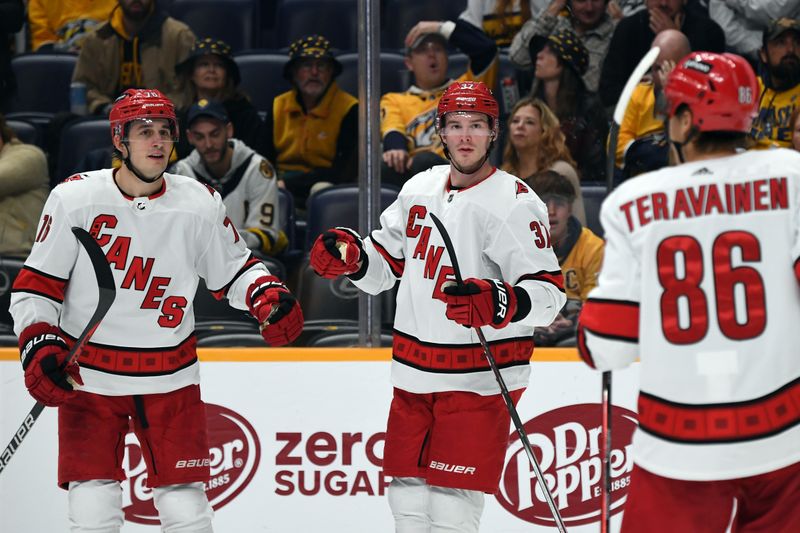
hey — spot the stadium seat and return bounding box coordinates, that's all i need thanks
[7,53,77,115]
[296,260,360,322]
[335,52,409,96]
[274,0,358,50]
[0,256,25,331]
[233,52,291,113]
[169,0,258,52]
[6,119,41,147]
[304,184,399,251]
[278,188,297,253]
[446,53,470,81]
[581,184,607,238]
[382,0,467,50]
[306,331,393,347]
[55,118,111,186]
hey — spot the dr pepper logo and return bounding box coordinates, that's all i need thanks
[496,404,637,527]
[122,404,260,524]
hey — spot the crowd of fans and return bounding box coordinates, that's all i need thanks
[1,0,800,346]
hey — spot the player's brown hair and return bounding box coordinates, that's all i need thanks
[501,97,576,178]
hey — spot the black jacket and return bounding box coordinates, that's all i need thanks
[0,0,24,110]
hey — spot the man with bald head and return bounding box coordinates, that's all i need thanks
[613,29,691,180]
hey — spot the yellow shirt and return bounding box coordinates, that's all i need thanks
[616,81,664,167]
[750,76,800,149]
[562,226,604,302]
[29,0,116,51]
[272,82,358,173]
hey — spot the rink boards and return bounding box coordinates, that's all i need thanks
[0,347,640,532]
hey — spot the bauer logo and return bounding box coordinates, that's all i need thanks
[495,404,637,527]
[121,403,260,525]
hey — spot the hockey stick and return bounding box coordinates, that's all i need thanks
[0,227,116,475]
[429,213,567,533]
[600,45,660,533]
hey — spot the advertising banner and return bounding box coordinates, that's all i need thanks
[0,348,640,532]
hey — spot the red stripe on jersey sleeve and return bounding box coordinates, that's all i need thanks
[11,267,68,303]
[518,270,565,292]
[372,238,405,278]
[210,254,263,300]
[579,298,639,341]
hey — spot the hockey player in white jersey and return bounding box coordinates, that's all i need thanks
[310,81,565,532]
[171,99,288,257]
[9,88,304,532]
[578,52,800,532]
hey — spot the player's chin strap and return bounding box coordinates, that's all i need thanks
[668,125,698,165]
[442,135,496,175]
[121,141,176,184]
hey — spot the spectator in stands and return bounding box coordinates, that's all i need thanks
[615,29,690,179]
[28,0,116,52]
[792,105,800,151]
[72,0,195,116]
[750,18,800,149]
[502,96,586,223]
[510,0,618,92]
[598,0,725,109]
[0,0,24,112]
[261,35,357,211]
[527,170,603,346]
[529,29,608,181]
[459,0,538,48]
[0,113,49,256]
[174,38,264,159]
[172,99,287,257]
[708,1,799,64]
[380,19,498,187]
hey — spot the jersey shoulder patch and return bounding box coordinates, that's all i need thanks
[259,159,275,179]
[515,180,530,198]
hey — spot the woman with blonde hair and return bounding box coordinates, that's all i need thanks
[502,96,585,223]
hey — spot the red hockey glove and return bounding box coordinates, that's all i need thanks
[309,227,364,279]
[19,322,82,407]
[441,278,518,329]
[246,276,304,346]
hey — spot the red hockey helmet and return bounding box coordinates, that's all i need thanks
[664,52,758,133]
[109,88,178,141]
[436,81,500,136]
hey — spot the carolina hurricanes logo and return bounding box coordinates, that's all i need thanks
[515,181,529,198]
[495,404,637,528]
[122,404,260,524]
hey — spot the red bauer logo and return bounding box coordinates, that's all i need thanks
[495,403,637,527]
[122,403,260,524]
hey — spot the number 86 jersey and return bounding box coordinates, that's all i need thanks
[578,148,800,482]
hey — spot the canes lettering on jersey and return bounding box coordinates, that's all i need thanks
[90,214,188,328]
[403,205,459,301]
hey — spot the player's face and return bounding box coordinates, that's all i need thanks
[405,40,448,90]
[123,118,174,173]
[292,58,334,103]
[509,104,543,151]
[191,55,228,93]
[535,45,563,82]
[542,194,572,243]
[571,0,607,30]
[187,118,231,165]
[441,112,493,171]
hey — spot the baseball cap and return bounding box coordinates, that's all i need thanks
[186,99,229,128]
[763,18,800,45]
[407,32,448,55]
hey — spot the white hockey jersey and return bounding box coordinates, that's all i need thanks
[578,148,800,481]
[171,138,283,254]
[10,169,269,396]
[353,165,565,395]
